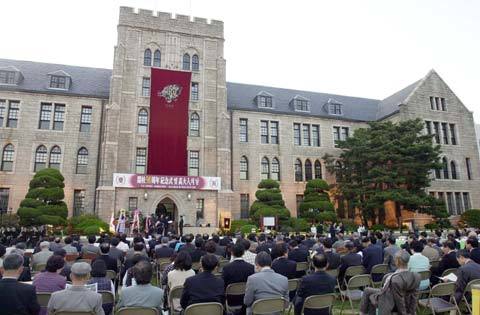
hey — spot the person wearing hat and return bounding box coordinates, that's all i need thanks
[32,241,53,268]
[47,262,104,315]
[359,250,420,315]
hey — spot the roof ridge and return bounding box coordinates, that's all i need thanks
[0,58,112,72]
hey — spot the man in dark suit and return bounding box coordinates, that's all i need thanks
[294,254,336,315]
[190,238,206,263]
[288,240,309,263]
[272,244,297,279]
[432,241,460,285]
[466,237,480,264]
[94,243,118,273]
[301,234,316,250]
[223,242,255,312]
[0,253,41,315]
[362,236,383,282]
[212,234,227,258]
[323,238,341,270]
[109,237,125,264]
[180,254,225,309]
[339,241,362,284]
[454,249,480,303]
[154,237,174,259]
[179,234,196,255]
[255,235,270,255]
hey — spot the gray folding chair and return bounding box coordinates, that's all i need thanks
[168,285,184,315]
[418,282,461,315]
[116,307,159,315]
[36,292,52,308]
[287,279,300,313]
[461,278,480,314]
[184,302,223,315]
[370,264,388,288]
[302,293,336,315]
[252,297,288,315]
[225,282,246,314]
[340,274,371,315]
[53,312,95,315]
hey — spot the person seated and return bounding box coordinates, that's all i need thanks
[179,234,196,255]
[339,241,362,284]
[407,240,430,290]
[62,236,78,254]
[466,237,480,264]
[33,254,66,294]
[180,254,225,309]
[323,238,341,270]
[108,237,124,264]
[121,243,147,280]
[87,260,115,315]
[125,236,147,260]
[359,250,420,315]
[223,242,254,312]
[431,241,460,285]
[294,254,336,315]
[271,243,296,279]
[167,251,195,291]
[244,252,289,315]
[383,236,400,272]
[94,243,118,273]
[0,253,41,315]
[9,247,32,282]
[205,240,224,261]
[190,237,206,263]
[49,238,63,252]
[155,236,174,259]
[32,241,53,267]
[81,235,101,256]
[117,261,164,312]
[422,238,440,262]
[362,236,384,282]
[47,262,104,315]
[122,254,150,287]
[453,249,480,303]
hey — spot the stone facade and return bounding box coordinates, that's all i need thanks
[0,7,479,226]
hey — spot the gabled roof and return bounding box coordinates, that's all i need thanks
[0,58,111,99]
[226,82,381,122]
[375,79,421,120]
[47,69,72,77]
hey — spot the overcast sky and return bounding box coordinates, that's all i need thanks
[1,0,479,121]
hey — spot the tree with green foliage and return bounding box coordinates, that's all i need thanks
[461,209,480,228]
[324,119,448,226]
[250,179,290,224]
[298,179,335,224]
[17,168,68,226]
[68,214,109,235]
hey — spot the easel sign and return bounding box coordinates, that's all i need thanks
[260,216,278,231]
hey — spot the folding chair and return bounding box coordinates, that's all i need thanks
[116,307,158,315]
[418,282,461,315]
[98,290,115,304]
[296,262,309,275]
[106,270,117,282]
[191,261,201,273]
[461,278,480,314]
[416,270,432,299]
[339,274,371,315]
[325,268,340,291]
[370,264,388,288]
[441,268,458,277]
[380,273,393,287]
[65,254,79,264]
[225,282,246,314]
[53,312,95,315]
[287,279,300,314]
[184,302,223,315]
[217,259,229,273]
[430,259,440,269]
[32,263,46,273]
[36,292,52,308]
[302,293,336,315]
[168,285,184,315]
[252,297,288,315]
[343,265,366,287]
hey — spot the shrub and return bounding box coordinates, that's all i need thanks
[230,219,250,232]
[371,224,386,231]
[0,214,20,227]
[317,211,337,223]
[68,214,109,235]
[287,217,310,232]
[241,224,257,235]
[461,209,480,228]
[298,179,335,224]
[17,168,67,226]
[250,179,290,221]
[424,223,439,230]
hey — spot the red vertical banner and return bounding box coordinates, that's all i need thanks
[147,68,191,175]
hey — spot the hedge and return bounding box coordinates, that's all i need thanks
[461,209,480,228]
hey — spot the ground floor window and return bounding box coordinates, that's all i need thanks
[128,197,138,211]
[196,198,204,223]
[0,188,9,214]
[240,194,249,219]
[73,190,85,216]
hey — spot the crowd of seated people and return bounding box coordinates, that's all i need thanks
[0,227,479,315]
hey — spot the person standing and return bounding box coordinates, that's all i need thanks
[179,216,184,236]
[0,253,41,315]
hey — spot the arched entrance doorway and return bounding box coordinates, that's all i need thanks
[155,197,177,222]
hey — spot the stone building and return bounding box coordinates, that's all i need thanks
[0,7,478,226]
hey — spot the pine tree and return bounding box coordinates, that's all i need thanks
[298,179,335,224]
[324,119,447,226]
[17,168,68,226]
[250,179,290,223]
